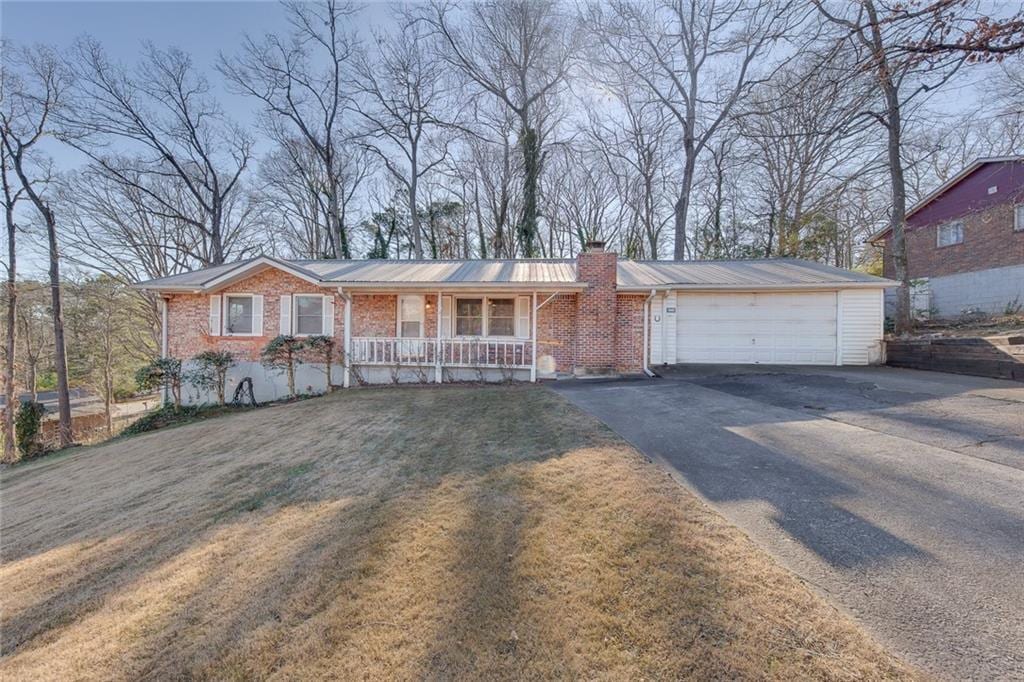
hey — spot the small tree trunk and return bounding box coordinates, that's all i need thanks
[44,210,73,447]
[3,207,16,462]
[287,355,296,396]
[518,126,541,257]
[103,369,113,436]
[674,150,697,260]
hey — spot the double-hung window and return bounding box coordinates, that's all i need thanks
[294,295,324,335]
[398,295,424,338]
[454,296,517,337]
[225,295,254,335]
[936,220,964,247]
[1014,204,1024,232]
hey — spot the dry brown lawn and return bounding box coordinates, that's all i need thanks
[0,385,919,681]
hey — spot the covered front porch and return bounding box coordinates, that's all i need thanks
[337,289,575,386]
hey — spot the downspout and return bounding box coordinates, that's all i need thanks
[642,289,656,377]
[338,287,352,388]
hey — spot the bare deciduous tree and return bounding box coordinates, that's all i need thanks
[588,0,794,260]
[220,0,360,258]
[65,39,254,267]
[423,0,577,256]
[355,16,458,259]
[815,0,973,333]
[0,45,74,447]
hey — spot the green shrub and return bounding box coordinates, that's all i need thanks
[301,335,336,392]
[14,400,47,459]
[122,404,202,436]
[187,350,235,405]
[135,357,183,409]
[261,335,303,396]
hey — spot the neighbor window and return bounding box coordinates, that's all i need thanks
[936,221,963,247]
[225,295,253,335]
[454,297,516,337]
[294,295,323,335]
[1015,204,1024,232]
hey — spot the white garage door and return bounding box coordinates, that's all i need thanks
[676,291,837,365]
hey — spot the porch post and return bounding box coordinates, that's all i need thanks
[530,291,538,382]
[435,291,443,383]
[340,288,351,388]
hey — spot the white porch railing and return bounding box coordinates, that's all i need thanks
[350,337,532,369]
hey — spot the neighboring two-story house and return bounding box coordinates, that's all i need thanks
[869,156,1024,318]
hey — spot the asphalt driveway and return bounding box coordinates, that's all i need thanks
[552,365,1024,681]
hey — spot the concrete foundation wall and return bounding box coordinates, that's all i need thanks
[180,360,531,405]
[886,264,1024,317]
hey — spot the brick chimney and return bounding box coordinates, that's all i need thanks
[575,241,617,374]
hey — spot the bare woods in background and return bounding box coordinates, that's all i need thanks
[1,0,1023,458]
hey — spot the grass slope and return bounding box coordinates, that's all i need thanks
[0,386,918,680]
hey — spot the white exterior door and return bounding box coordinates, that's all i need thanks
[675,291,837,365]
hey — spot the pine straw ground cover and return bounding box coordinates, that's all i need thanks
[0,386,918,681]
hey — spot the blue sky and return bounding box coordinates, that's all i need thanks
[2,1,394,167]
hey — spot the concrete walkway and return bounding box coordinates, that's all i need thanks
[553,366,1024,681]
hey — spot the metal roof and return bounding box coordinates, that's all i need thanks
[617,258,893,290]
[137,256,893,292]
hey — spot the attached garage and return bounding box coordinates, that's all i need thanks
[618,260,894,368]
[675,291,838,365]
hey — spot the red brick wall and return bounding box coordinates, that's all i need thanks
[882,201,1024,279]
[165,262,647,377]
[537,293,578,373]
[575,250,618,372]
[614,294,646,372]
[352,294,395,337]
[166,268,345,361]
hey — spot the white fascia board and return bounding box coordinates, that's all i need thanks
[617,281,898,293]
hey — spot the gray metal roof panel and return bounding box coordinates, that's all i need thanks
[138,256,891,291]
[617,258,892,288]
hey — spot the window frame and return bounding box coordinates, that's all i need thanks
[292,294,324,337]
[224,293,256,336]
[1014,204,1024,232]
[396,294,425,339]
[936,220,964,248]
[453,295,518,339]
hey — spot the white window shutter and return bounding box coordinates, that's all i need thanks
[322,294,335,336]
[280,295,292,335]
[252,295,264,336]
[516,296,530,339]
[208,295,221,336]
[441,295,452,338]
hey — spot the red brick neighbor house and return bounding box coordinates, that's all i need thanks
[139,244,895,402]
[869,156,1024,317]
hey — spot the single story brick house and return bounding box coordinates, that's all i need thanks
[139,243,896,402]
[869,155,1024,317]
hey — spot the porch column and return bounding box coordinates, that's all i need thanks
[341,288,351,388]
[435,291,443,383]
[530,291,538,382]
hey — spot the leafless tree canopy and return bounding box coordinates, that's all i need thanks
[2,0,1023,414]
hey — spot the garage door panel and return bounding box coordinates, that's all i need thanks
[675,292,837,365]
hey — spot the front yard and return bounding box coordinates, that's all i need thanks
[0,386,916,680]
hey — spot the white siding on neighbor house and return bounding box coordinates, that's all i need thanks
[839,289,885,365]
